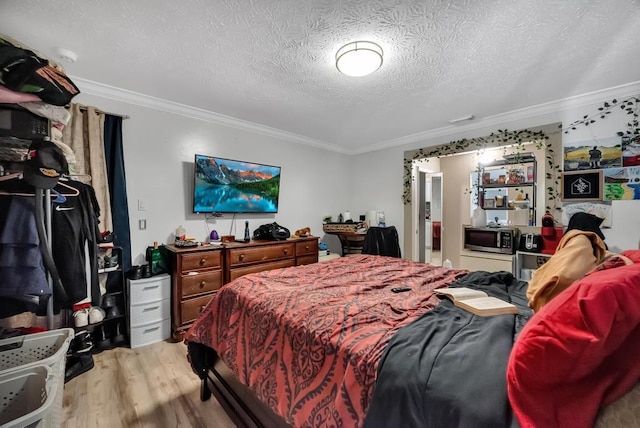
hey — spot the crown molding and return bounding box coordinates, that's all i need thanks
[353,80,640,155]
[73,76,640,156]
[72,76,348,154]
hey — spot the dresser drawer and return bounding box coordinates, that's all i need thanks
[128,274,171,305]
[181,270,223,297]
[228,259,295,282]
[296,254,318,266]
[181,294,215,324]
[130,319,171,349]
[296,239,318,256]
[228,243,295,266]
[130,298,170,327]
[180,251,222,272]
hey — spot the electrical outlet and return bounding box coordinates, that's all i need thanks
[138,199,147,211]
[139,219,147,230]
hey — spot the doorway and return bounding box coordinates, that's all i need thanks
[426,174,443,265]
[412,160,443,265]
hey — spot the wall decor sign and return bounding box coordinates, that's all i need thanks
[561,170,603,201]
[563,136,622,171]
[622,135,640,167]
[603,167,640,200]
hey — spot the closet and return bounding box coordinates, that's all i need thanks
[0,109,128,349]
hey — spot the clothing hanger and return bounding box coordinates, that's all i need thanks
[55,180,80,197]
[0,172,22,182]
[67,173,92,182]
[0,174,80,197]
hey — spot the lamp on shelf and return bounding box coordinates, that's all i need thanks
[335,41,383,77]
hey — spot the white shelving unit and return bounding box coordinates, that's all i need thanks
[127,273,171,348]
[477,153,537,227]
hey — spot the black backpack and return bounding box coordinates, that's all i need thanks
[253,222,290,241]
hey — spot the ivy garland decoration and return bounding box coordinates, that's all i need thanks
[562,96,639,137]
[403,95,640,211]
[402,129,554,205]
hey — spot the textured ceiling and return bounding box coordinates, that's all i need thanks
[1,0,639,153]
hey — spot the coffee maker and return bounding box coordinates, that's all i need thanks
[540,212,563,254]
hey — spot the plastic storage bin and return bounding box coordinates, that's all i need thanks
[0,365,55,428]
[0,329,74,427]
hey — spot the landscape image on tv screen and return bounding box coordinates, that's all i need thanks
[193,154,281,213]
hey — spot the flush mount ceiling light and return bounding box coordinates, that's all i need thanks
[335,41,383,77]
[54,47,78,63]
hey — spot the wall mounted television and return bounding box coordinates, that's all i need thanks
[193,154,281,214]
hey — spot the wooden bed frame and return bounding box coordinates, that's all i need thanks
[200,351,291,428]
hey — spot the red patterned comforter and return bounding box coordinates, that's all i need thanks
[185,255,468,428]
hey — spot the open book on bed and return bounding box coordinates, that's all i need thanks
[435,287,518,316]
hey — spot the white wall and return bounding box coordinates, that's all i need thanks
[560,104,640,252]
[75,93,351,265]
[351,88,640,261]
[76,86,640,264]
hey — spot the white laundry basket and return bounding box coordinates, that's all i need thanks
[0,328,74,427]
[0,365,55,427]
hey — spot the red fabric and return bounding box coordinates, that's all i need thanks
[507,258,640,428]
[185,255,468,428]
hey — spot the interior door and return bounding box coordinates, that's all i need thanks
[413,170,426,262]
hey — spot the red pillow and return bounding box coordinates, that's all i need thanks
[507,261,640,428]
[622,249,640,263]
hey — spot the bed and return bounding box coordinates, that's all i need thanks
[185,251,640,428]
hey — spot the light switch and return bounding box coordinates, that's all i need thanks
[138,199,147,211]
[139,219,147,230]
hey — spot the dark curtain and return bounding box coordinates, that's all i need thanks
[103,115,132,273]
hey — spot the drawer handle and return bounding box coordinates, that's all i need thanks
[239,254,245,261]
[283,249,288,255]
[305,245,310,250]
[199,281,206,288]
[143,285,159,290]
[143,306,159,312]
[144,326,160,333]
[199,258,206,265]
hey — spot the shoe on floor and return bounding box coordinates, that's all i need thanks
[73,309,89,328]
[88,307,105,324]
[65,353,94,383]
[68,331,93,355]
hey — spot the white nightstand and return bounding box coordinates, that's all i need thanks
[127,273,171,348]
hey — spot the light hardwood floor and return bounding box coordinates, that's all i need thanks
[62,340,235,428]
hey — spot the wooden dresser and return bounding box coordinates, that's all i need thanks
[166,237,318,340]
[224,236,319,283]
[165,244,224,341]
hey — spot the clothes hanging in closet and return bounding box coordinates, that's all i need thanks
[0,177,101,315]
[0,195,50,317]
[51,179,101,309]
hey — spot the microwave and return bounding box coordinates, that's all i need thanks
[0,104,49,140]
[464,226,518,254]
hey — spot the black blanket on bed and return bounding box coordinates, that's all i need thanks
[364,270,532,428]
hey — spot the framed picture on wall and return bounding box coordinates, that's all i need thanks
[561,170,603,201]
